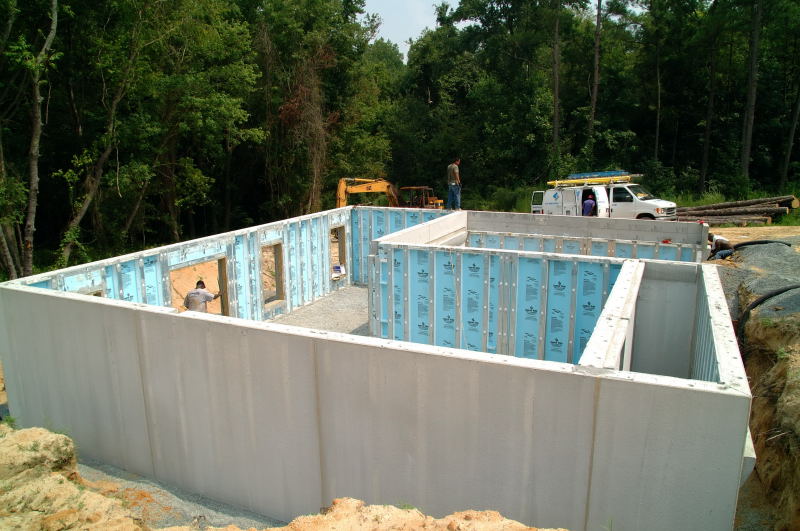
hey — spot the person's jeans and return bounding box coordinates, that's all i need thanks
[711,249,734,260]
[447,184,461,210]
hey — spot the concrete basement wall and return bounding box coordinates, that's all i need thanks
[466,230,698,262]
[349,207,451,284]
[7,206,448,320]
[369,242,628,362]
[0,284,750,531]
[466,210,708,259]
[11,208,354,320]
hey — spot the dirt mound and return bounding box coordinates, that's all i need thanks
[0,424,563,530]
[0,424,144,530]
[269,497,564,531]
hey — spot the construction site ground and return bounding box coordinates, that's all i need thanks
[0,226,799,529]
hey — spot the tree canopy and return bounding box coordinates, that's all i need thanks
[1,0,799,277]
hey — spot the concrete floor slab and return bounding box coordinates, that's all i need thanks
[271,286,370,335]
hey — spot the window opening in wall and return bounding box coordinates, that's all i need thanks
[261,243,285,306]
[169,258,228,315]
[330,226,346,280]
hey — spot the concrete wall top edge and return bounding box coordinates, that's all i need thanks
[373,210,464,245]
[465,210,707,244]
[0,283,740,394]
[377,241,631,265]
[2,206,356,287]
[701,264,750,395]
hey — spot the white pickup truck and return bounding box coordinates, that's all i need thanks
[530,171,677,220]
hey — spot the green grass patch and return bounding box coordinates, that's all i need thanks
[775,208,800,226]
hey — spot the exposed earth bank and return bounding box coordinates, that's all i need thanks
[0,424,565,530]
[712,227,800,530]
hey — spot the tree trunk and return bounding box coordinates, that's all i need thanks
[123,180,150,236]
[654,58,661,161]
[223,129,233,229]
[740,0,762,180]
[677,215,771,226]
[551,3,561,173]
[0,228,16,279]
[700,48,718,192]
[587,0,602,146]
[22,0,58,276]
[779,84,800,190]
[61,16,144,264]
[677,195,799,211]
[675,205,787,217]
[0,127,16,279]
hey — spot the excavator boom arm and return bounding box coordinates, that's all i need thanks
[336,178,401,208]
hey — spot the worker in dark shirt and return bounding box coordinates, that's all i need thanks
[582,194,596,216]
[708,233,734,260]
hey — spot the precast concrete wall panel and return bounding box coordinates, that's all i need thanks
[0,281,751,530]
[9,208,355,321]
[350,207,452,284]
[467,210,708,251]
[468,231,698,262]
[0,288,156,477]
[135,312,323,521]
[313,340,596,531]
[0,207,751,530]
[371,243,626,362]
[631,262,699,378]
[587,375,750,530]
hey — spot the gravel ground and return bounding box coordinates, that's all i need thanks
[271,285,370,335]
[78,457,285,529]
[713,237,800,318]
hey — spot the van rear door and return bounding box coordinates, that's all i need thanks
[562,188,579,216]
[592,186,610,217]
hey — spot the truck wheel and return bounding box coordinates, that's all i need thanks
[636,214,655,220]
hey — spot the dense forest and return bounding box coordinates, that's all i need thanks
[1,0,798,278]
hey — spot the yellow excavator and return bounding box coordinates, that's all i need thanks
[336,178,444,209]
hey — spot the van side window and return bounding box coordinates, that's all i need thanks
[613,187,633,202]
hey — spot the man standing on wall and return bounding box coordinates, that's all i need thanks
[183,280,220,312]
[446,157,461,210]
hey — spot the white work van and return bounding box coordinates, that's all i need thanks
[530,172,677,220]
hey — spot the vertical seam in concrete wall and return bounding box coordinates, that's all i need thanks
[582,377,601,531]
[133,310,157,477]
[311,336,327,509]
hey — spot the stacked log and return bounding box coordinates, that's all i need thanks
[677,195,798,226]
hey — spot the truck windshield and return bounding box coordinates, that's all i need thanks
[627,185,655,200]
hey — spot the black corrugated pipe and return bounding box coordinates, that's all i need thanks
[737,284,800,353]
[732,240,792,250]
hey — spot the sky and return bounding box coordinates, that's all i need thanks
[363,0,439,60]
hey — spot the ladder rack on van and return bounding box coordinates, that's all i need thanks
[547,174,639,187]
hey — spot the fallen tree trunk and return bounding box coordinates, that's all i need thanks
[677,195,798,211]
[678,215,771,226]
[676,205,787,218]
